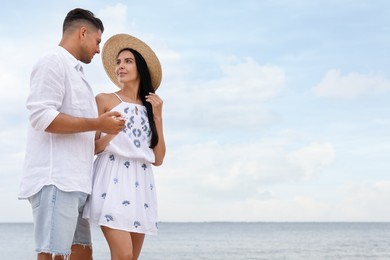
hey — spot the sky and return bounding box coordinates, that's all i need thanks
[1,0,390,223]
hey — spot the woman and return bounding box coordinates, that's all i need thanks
[83,34,166,259]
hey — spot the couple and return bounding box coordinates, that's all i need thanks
[18,8,166,260]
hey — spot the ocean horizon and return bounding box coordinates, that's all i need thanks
[1,222,390,259]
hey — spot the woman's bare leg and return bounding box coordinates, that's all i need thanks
[130,232,145,259]
[101,226,133,259]
[101,226,146,260]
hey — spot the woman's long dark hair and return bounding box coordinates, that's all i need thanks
[118,48,159,148]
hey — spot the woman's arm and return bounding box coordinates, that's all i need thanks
[146,93,166,166]
[95,133,117,154]
[152,117,166,166]
[94,93,122,154]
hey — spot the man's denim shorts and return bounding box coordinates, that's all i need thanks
[28,185,91,257]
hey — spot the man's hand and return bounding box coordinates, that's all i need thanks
[98,111,125,134]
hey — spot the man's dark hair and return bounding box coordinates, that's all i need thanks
[63,8,104,33]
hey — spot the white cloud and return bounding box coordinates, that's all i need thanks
[206,57,285,101]
[0,39,32,132]
[0,63,18,94]
[158,192,333,222]
[156,47,186,84]
[336,181,390,221]
[287,142,336,179]
[98,4,128,36]
[245,196,332,222]
[155,138,336,218]
[0,41,31,100]
[158,180,390,222]
[163,57,286,132]
[313,70,390,99]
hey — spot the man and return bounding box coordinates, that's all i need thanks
[18,8,125,260]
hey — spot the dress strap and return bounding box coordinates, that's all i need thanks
[113,92,124,102]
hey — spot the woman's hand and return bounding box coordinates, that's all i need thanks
[145,92,163,121]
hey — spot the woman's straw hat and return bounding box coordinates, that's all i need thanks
[102,33,162,89]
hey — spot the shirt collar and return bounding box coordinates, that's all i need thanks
[56,46,83,72]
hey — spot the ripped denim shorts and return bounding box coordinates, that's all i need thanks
[28,185,91,258]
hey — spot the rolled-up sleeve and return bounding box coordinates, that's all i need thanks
[26,54,65,131]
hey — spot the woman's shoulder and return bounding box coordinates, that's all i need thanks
[96,92,119,103]
[96,92,114,99]
[95,92,121,111]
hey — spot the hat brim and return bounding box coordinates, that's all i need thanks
[102,34,162,90]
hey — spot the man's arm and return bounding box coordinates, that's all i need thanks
[28,53,125,135]
[45,111,125,134]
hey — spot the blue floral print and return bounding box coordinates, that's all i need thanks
[132,128,141,137]
[119,105,151,149]
[105,214,114,222]
[124,161,130,168]
[134,139,141,148]
[134,221,141,228]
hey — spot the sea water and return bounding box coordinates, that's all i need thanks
[1,222,390,259]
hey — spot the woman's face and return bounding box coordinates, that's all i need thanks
[115,50,139,84]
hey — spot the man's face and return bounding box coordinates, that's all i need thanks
[80,28,102,64]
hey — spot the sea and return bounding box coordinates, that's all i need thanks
[1,222,390,259]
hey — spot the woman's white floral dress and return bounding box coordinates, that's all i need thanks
[83,94,158,235]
